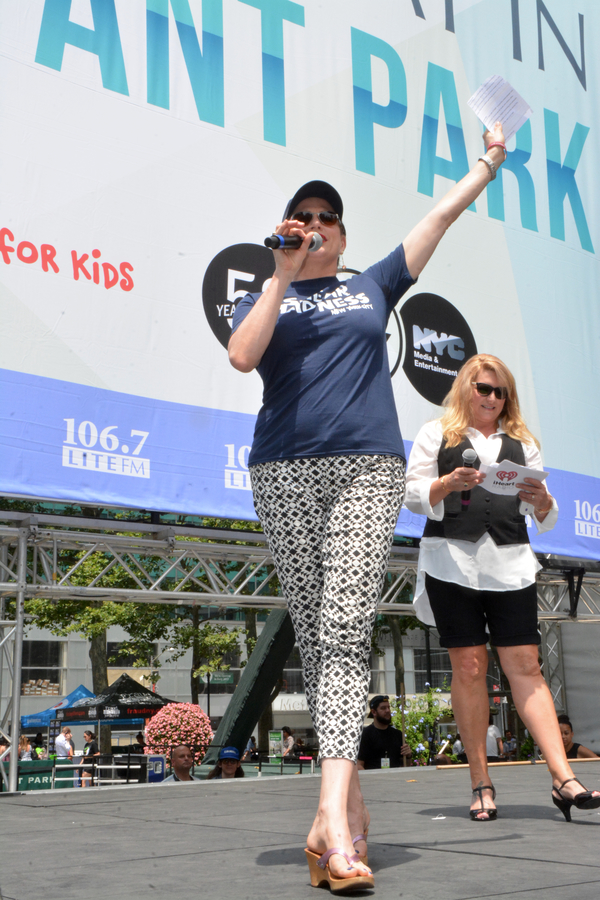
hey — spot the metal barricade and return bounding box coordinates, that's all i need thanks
[95,753,145,786]
[0,754,167,792]
[254,754,316,776]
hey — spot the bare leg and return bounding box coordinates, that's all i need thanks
[448,645,497,818]
[497,645,600,801]
[306,758,372,879]
[348,764,370,858]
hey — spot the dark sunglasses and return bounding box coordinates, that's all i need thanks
[292,210,341,227]
[472,382,508,400]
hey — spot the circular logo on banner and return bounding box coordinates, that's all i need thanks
[399,293,477,405]
[386,308,403,377]
[202,244,275,349]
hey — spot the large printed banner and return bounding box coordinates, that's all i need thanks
[0,1,599,559]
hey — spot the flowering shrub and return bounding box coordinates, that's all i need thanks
[518,733,535,761]
[391,683,453,766]
[145,703,213,764]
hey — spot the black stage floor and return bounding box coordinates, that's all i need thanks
[2,761,600,900]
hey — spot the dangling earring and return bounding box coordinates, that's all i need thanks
[339,254,347,271]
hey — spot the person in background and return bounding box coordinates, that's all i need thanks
[558,716,599,760]
[282,726,294,759]
[355,695,412,862]
[80,730,100,787]
[135,731,146,751]
[434,740,455,765]
[54,726,73,759]
[242,735,257,761]
[357,695,412,770]
[503,730,517,761]
[18,734,33,760]
[206,746,245,780]
[68,732,76,759]
[486,716,503,763]
[53,726,75,787]
[163,744,201,783]
[453,734,464,756]
[32,732,46,758]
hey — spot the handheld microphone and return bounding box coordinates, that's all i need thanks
[264,232,323,252]
[461,448,478,507]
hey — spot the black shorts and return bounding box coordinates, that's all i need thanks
[425,573,540,649]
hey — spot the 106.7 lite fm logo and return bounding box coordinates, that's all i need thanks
[202,244,477,406]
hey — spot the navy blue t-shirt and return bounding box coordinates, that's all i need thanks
[232,244,415,466]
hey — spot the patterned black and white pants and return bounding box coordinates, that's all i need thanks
[250,455,406,762]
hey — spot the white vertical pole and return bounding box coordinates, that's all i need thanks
[8,528,28,792]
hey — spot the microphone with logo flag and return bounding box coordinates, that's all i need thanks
[461,448,478,507]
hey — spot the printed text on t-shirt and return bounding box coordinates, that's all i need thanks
[280,284,372,316]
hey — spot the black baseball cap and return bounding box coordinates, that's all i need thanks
[369,694,389,710]
[283,180,344,221]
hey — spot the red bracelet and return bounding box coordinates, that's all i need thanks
[487,141,507,160]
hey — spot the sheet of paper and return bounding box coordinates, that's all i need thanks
[467,75,532,142]
[478,459,549,496]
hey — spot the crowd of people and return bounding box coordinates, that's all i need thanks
[7,716,597,775]
[5,726,146,788]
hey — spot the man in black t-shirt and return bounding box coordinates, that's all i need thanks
[357,695,412,770]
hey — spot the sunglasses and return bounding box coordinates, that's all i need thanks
[292,210,341,227]
[472,382,508,400]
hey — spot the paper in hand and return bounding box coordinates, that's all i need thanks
[467,75,532,142]
[478,459,548,496]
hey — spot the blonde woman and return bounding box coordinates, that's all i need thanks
[405,354,600,822]
[18,734,33,760]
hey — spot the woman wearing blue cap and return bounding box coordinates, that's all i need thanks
[229,124,507,890]
[206,746,245,780]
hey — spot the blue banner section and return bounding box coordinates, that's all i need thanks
[0,368,257,521]
[2,368,600,560]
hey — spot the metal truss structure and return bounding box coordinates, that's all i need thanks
[2,511,600,791]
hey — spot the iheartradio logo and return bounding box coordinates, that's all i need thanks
[497,470,518,482]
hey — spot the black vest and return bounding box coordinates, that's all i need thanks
[422,434,529,545]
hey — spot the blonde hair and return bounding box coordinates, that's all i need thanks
[439,354,539,449]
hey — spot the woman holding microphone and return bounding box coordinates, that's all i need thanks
[230,127,507,889]
[405,354,600,823]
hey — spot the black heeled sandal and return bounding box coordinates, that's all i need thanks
[552,777,600,822]
[470,784,497,821]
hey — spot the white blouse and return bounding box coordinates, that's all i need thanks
[404,419,558,626]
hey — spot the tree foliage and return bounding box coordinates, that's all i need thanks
[392,683,453,765]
